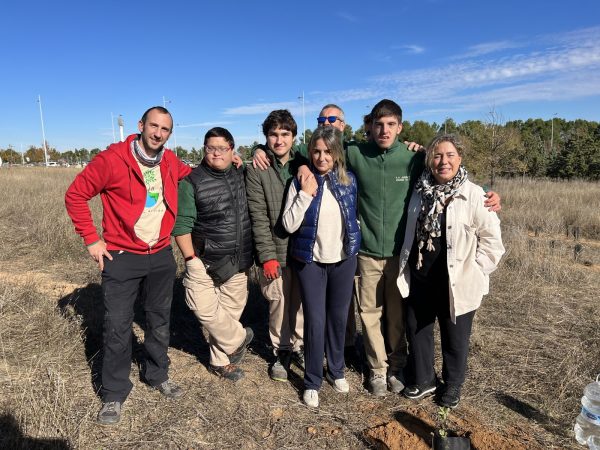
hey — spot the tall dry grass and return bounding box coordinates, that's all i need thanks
[0,170,598,448]
[0,167,100,271]
[494,177,600,239]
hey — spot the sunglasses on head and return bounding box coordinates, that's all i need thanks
[317,116,343,124]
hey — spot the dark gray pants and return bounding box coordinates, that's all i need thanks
[100,247,176,403]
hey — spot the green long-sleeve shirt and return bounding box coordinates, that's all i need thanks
[172,179,196,236]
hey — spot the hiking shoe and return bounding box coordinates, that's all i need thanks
[96,401,121,425]
[326,374,350,393]
[438,384,462,409]
[368,373,388,397]
[303,389,319,407]
[154,380,184,399]
[228,327,254,365]
[209,364,245,382]
[291,348,305,370]
[403,378,437,400]
[387,371,405,394]
[270,351,291,382]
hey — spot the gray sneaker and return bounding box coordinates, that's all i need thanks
[368,373,388,397]
[154,380,184,399]
[270,350,291,381]
[97,401,121,425]
[270,360,289,382]
[387,372,405,394]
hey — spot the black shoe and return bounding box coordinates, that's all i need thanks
[228,327,254,365]
[438,384,461,409]
[291,348,305,370]
[209,364,245,382]
[403,378,437,400]
[154,380,184,399]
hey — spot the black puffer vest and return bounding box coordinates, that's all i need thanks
[187,162,253,271]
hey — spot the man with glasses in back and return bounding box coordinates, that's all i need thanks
[65,106,190,425]
[172,127,254,382]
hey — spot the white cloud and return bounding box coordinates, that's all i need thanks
[453,40,524,59]
[336,11,358,23]
[391,44,425,55]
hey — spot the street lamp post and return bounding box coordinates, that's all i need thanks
[163,96,172,147]
[37,95,49,166]
[298,92,306,144]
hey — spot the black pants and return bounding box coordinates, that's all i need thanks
[405,275,475,387]
[100,247,176,403]
[294,255,357,390]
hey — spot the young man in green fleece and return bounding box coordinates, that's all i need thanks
[246,109,306,381]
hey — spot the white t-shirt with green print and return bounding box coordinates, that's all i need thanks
[134,161,166,247]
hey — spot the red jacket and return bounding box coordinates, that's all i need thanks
[65,134,192,254]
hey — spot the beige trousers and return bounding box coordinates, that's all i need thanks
[259,266,303,354]
[183,257,248,367]
[357,254,407,376]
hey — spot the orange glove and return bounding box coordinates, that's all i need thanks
[263,259,281,280]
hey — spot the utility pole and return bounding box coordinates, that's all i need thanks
[37,95,49,166]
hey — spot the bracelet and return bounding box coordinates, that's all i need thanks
[184,255,197,262]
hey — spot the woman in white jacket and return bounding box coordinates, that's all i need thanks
[397,134,505,408]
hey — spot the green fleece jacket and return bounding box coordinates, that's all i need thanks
[346,139,424,258]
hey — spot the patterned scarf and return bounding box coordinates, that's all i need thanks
[132,137,164,167]
[414,165,468,269]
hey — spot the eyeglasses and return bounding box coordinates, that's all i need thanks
[317,116,344,125]
[204,146,231,154]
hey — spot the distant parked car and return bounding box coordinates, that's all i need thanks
[47,161,58,167]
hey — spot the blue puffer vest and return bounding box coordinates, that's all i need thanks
[290,168,361,263]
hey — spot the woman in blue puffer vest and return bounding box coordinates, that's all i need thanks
[282,126,361,408]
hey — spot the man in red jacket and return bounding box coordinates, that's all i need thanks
[65,106,191,425]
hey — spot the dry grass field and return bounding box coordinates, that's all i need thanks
[0,167,598,449]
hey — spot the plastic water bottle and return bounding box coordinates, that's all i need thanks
[575,375,600,447]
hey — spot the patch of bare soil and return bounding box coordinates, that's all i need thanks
[364,406,542,450]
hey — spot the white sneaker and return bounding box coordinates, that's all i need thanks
[303,389,319,407]
[326,374,350,393]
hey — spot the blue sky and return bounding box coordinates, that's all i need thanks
[1,0,599,152]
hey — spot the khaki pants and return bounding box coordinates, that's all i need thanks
[357,254,407,376]
[183,257,248,367]
[259,266,303,354]
[345,275,360,346]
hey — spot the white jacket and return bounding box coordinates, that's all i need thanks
[396,179,505,322]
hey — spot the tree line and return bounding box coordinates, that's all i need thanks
[2,115,598,183]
